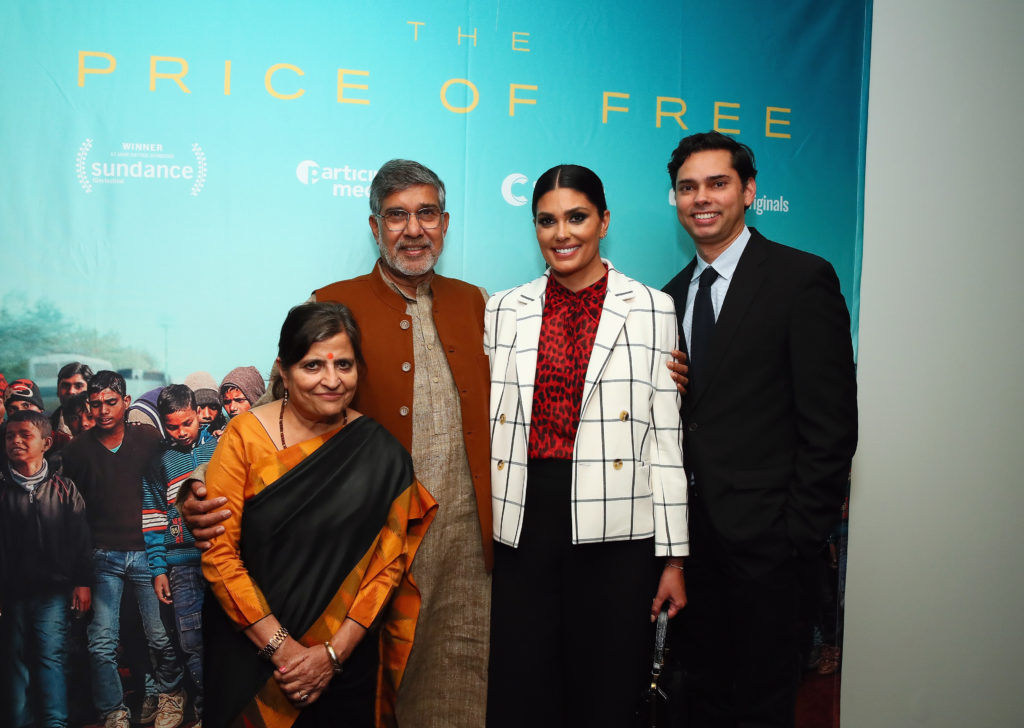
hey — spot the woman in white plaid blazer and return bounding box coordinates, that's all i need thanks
[483,165,688,728]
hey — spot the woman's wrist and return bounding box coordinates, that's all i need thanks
[258,625,290,661]
[323,641,343,675]
[270,635,302,668]
[664,557,684,571]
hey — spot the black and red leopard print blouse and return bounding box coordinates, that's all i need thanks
[528,271,608,459]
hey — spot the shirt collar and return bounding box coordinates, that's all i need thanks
[690,226,751,284]
[376,260,432,302]
[545,267,609,305]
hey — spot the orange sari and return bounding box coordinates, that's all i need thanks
[202,413,436,728]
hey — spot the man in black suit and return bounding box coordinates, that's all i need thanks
[662,131,858,728]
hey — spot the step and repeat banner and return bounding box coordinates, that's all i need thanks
[0,0,871,391]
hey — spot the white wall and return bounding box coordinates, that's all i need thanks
[842,1,1024,726]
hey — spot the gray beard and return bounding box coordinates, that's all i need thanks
[375,232,441,278]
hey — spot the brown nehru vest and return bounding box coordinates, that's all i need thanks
[314,263,493,570]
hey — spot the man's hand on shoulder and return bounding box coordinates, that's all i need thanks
[181,478,230,550]
[667,350,689,396]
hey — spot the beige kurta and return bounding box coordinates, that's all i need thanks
[391,279,491,727]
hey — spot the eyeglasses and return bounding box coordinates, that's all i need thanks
[376,207,443,232]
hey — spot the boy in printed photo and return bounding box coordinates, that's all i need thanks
[53,362,94,436]
[5,378,45,413]
[142,385,219,726]
[63,392,96,437]
[184,372,226,434]
[0,409,92,728]
[5,379,73,455]
[61,371,184,728]
[218,366,265,419]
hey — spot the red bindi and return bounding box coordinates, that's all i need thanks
[327,352,334,360]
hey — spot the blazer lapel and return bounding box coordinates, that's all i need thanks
[514,274,547,427]
[580,265,631,415]
[688,231,768,409]
[674,257,698,358]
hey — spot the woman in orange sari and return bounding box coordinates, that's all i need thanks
[201,302,436,728]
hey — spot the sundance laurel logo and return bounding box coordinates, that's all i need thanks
[76,139,207,196]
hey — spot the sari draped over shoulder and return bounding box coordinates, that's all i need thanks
[202,414,437,728]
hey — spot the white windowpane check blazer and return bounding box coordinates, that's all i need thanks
[484,262,689,557]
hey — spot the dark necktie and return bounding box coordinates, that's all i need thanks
[689,266,719,391]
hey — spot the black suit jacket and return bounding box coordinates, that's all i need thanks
[663,228,857,576]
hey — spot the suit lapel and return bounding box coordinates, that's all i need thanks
[687,231,768,410]
[580,266,631,415]
[671,258,698,358]
[514,275,547,427]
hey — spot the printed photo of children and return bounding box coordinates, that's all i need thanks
[61,371,186,728]
[142,385,220,726]
[0,409,92,728]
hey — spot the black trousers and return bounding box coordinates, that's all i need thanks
[675,494,802,728]
[487,459,661,728]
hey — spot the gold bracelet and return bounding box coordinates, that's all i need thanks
[324,641,343,674]
[257,626,289,660]
[665,562,685,571]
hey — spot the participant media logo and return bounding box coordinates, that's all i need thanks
[295,160,378,199]
[76,139,206,196]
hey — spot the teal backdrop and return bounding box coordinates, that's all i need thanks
[0,0,872,397]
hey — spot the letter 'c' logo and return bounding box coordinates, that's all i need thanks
[296,160,320,185]
[501,173,528,206]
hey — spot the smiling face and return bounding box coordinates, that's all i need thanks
[369,184,449,290]
[88,387,129,434]
[5,421,51,475]
[534,187,610,292]
[163,407,201,449]
[673,148,756,259]
[278,333,358,424]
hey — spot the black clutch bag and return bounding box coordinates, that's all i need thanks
[635,607,672,727]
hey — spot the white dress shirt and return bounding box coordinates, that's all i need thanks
[682,226,751,353]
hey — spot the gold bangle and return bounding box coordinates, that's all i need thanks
[324,641,343,674]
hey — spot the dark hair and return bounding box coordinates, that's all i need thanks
[273,302,365,399]
[369,159,446,214]
[57,362,94,384]
[194,390,221,410]
[157,384,197,418]
[7,409,52,440]
[666,131,757,188]
[88,370,127,398]
[531,164,608,218]
[64,392,90,418]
